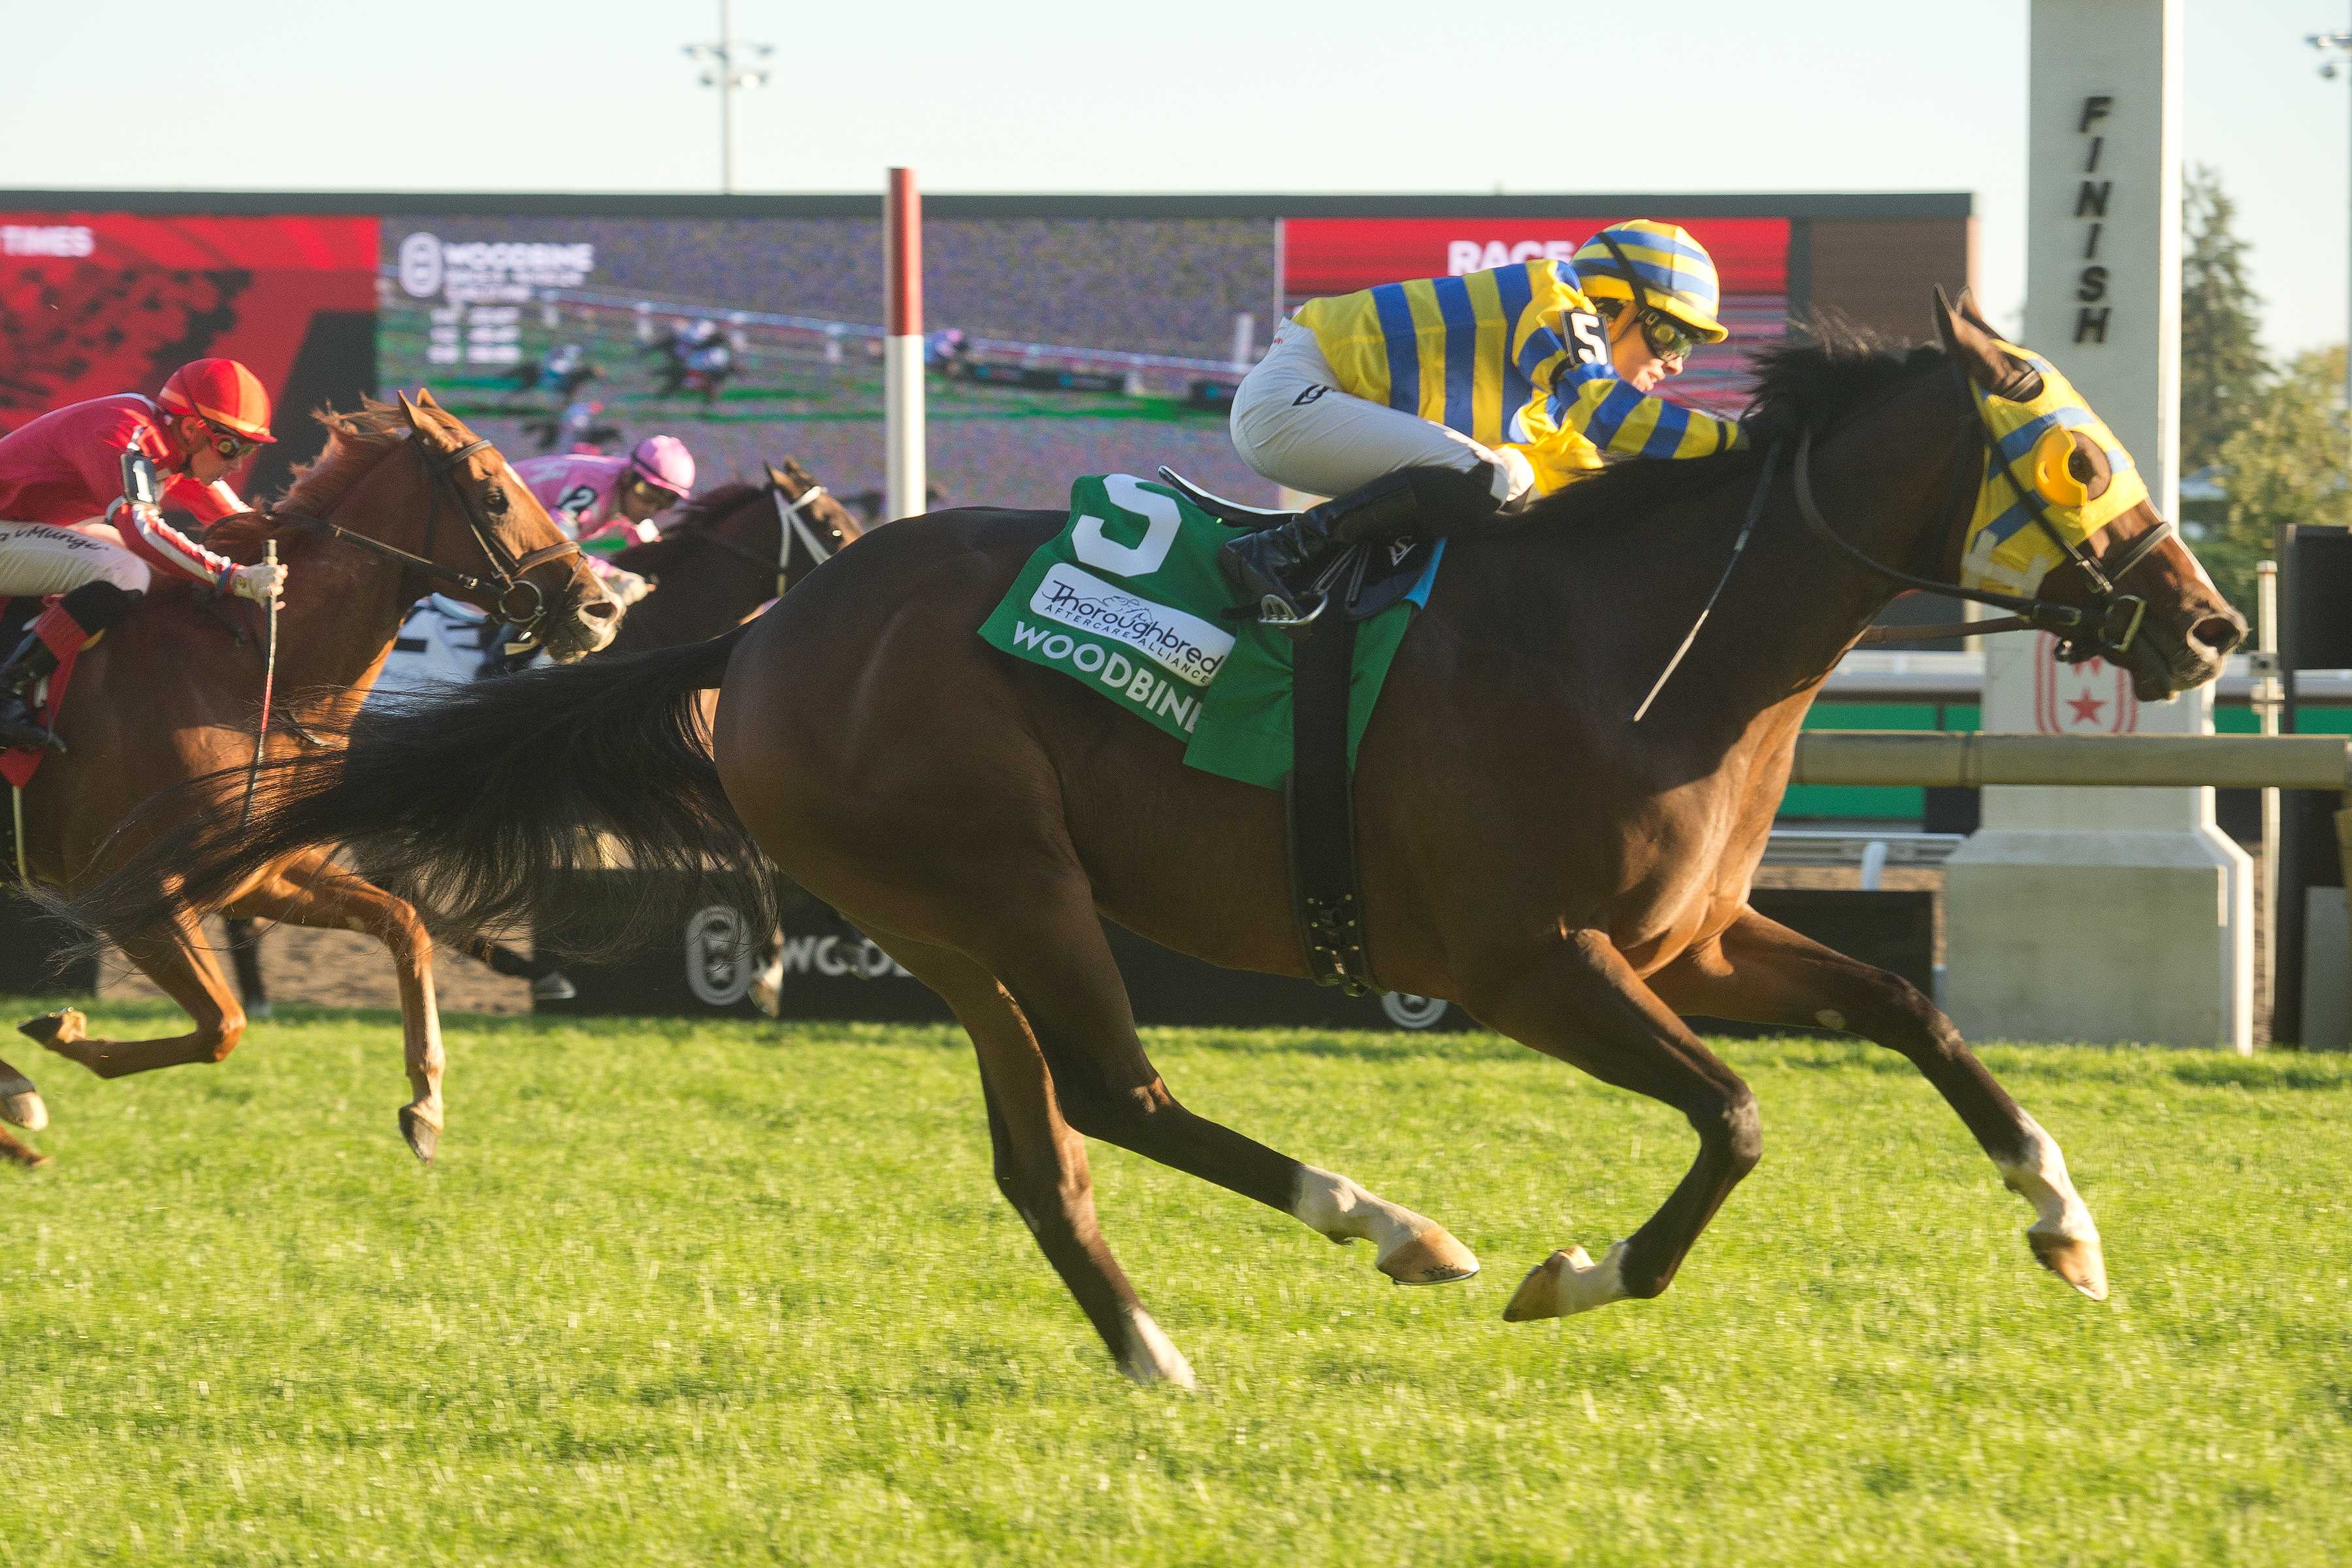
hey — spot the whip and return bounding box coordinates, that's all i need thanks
[237,539,278,832]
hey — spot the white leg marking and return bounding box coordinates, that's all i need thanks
[1503,1240,1632,1322]
[1998,1113,2098,1245]
[1292,1165,1425,1254]
[1115,1307,1196,1390]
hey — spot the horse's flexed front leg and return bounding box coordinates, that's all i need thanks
[0,1054,48,1168]
[1460,927,1763,1321]
[1650,906,2106,1300]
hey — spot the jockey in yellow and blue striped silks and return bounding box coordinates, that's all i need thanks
[1290,220,1745,494]
[1957,339,2151,597]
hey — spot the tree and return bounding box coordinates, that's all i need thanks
[2180,165,2268,476]
[2205,345,2350,613]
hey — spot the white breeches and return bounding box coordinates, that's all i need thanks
[1228,319,1533,504]
[0,521,153,599]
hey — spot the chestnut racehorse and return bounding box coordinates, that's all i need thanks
[61,299,2242,1384]
[0,391,615,1169]
[212,458,865,1012]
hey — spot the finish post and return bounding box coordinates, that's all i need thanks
[885,167,926,523]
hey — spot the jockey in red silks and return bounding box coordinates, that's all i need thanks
[0,358,290,751]
[512,434,695,606]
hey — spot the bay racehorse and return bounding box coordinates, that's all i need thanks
[0,391,613,1169]
[212,458,864,1015]
[60,297,2242,1385]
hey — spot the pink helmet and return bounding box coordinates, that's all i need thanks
[628,434,696,498]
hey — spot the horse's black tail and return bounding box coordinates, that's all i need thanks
[58,624,770,958]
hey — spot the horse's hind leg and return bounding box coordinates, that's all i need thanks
[1458,928,1762,1321]
[30,904,246,1075]
[0,1124,46,1168]
[879,934,1192,1388]
[961,881,1477,1288]
[222,917,272,1019]
[228,853,446,1163]
[1650,906,2106,1300]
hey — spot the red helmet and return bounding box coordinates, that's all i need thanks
[157,358,276,444]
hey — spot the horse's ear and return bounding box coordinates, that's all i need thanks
[1932,286,2041,399]
[764,461,791,488]
[414,386,442,410]
[395,389,429,434]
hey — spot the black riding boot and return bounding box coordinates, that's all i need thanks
[0,630,63,754]
[1217,465,1508,625]
[1217,471,1429,625]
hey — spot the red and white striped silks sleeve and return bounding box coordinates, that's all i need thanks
[111,495,238,587]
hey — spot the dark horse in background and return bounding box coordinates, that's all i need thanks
[0,391,615,1169]
[215,460,864,1015]
[65,297,2243,1385]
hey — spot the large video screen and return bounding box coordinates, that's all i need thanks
[378,215,1278,514]
[0,203,1802,523]
[0,212,377,494]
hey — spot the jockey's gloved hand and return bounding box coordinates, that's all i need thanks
[229,561,287,603]
[1739,401,1799,451]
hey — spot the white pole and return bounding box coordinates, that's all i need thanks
[884,167,926,523]
[2257,557,2282,1031]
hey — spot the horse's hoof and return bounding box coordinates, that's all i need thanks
[1377,1226,1480,1286]
[398,1105,440,1166]
[2029,1230,2109,1301]
[1113,1308,1197,1391]
[1502,1241,1631,1322]
[1,1086,47,1132]
[19,1009,85,1051]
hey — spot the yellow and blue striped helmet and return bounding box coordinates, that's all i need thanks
[1572,221,1729,344]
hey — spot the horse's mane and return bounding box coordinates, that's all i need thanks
[1526,318,1949,526]
[665,481,766,530]
[205,400,417,557]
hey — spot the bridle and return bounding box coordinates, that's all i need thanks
[1790,361,2177,664]
[1631,355,2178,722]
[273,436,582,654]
[670,476,842,598]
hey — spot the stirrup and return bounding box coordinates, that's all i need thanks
[1254,589,1328,630]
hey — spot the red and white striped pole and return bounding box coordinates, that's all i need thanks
[883,167,925,523]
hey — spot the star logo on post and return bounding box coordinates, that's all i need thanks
[2034,635,2138,734]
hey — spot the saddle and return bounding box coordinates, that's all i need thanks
[1157,468,1415,995]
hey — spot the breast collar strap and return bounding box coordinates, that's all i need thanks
[1789,368,2174,663]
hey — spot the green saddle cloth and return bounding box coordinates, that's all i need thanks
[977,474,1437,791]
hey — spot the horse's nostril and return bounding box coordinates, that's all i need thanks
[583,598,620,623]
[2191,615,2244,658]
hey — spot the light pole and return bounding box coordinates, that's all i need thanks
[2310,16,2352,446]
[685,0,773,193]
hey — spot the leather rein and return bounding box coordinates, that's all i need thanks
[269,435,582,654]
[1795,365,2177,663]
[668,478,841,598]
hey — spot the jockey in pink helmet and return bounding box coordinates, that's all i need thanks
[512,435,695,605]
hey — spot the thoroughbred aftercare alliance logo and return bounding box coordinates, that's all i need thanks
[1025,561,1233,687]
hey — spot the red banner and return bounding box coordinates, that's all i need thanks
[1281,215,1789,299]
[0,213,377,433]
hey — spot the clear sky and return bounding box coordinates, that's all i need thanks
[4,0,2347,358]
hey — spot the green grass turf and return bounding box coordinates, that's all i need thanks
[5,1000,2349,1566]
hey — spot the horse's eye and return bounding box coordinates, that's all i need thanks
[483,485,510,515]
[2068,451,2095,482]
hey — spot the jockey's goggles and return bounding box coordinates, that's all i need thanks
[1636,308,1704,363]
[198,420,262,461]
